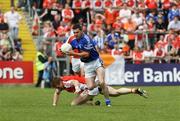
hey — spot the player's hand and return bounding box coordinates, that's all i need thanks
[66,50,74,56]
[74,87,81,94]
[59,49,67,55]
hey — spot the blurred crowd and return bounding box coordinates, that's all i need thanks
[1,0,180,64]
[0,7,23,61]
[28,0,180,64]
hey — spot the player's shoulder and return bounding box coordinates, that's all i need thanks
[67,35,76,43]
[82,34,92,43]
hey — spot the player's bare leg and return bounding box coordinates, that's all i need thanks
[85,76,97,90]
[71,90,94,106]
[107,86,148,98]
[96,67,111,106]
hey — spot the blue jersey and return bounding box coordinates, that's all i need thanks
[67,35,80,58]
[77,34,99,63]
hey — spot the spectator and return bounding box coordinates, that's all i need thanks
[43,0,56,10]
[132,46,144,64]
[162,0,172,11]
[53,39,64,58]
[14,38,23,54]
[155,10,166,23]
[168,4,180,22]
[56,23,66,42]
[61,4,74,25]
[153,44,166,63]
[42,56,57,88]
[72,0,82,24]
[123,18,137,50]
[40,2,61,22]
[155,35,166,49]
[0,33,11,50]
[81,0,92,23]
[164,37,179,63]
[42,21,56,56]
[145,0,158,11]
[119,3,132,23]
[113,0,123,8]
[136,0,146,9]
[94,13,105,29]
[52,14,61,30]
[146,10,156,22]
[131,9,144,26]
[143,46,154,63]
[92,0,103,13]
[135,25,145,49]
[93,27,105,53]
[104,4,117,32]
[53,39,67,76]
[31,0,44,17]
[164,29,174,42]
[87,20,96,37]
[0,46,12,61]
[103,0,113,10]
[35,47,48,87]
[167,16,180,32]
[112,17,123,32]
[119,28,129,44]
[12,49,23,61]
[156,16,166,40]
[0,11,9,33]
[65,0,73,7]
[156,15,167,31]
[126,0,135,8]
[4,6,22,40]
[111,43,124,59]
[146,17,156,49]
[105,30,121,49]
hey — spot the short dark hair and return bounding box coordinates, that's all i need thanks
[72,24,82,30]
[52,77,60,88]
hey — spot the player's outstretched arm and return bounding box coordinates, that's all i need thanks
[52,88,61,106]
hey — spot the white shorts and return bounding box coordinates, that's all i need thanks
[84,58,104,78]
[71,58,83,73]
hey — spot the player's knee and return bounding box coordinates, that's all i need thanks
[99,81,106,87]
[87,85,94,90]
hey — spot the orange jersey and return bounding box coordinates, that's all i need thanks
[61,75,86,84]
[60,75,86,93]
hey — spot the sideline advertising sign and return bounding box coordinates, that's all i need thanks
[0,61,33,84]
[106,63,180,86]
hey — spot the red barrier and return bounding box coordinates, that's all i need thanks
[0,61,33,84]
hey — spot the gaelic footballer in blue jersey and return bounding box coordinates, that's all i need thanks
[66,24,111,106]
[66,35,84,75]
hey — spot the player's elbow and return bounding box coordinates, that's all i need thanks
[80,52,89,58]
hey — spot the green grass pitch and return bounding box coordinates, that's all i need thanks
[0,86,180,121]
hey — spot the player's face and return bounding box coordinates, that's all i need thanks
[73,28,82,40]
